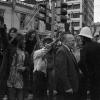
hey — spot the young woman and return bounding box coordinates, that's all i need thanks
[7,34,29,100]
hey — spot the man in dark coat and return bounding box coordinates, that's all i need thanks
[78,26,100,100]
[55,33,79,100]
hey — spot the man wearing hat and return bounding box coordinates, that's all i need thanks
[78,26,100,100]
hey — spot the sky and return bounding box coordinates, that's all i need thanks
[94,0,100,22]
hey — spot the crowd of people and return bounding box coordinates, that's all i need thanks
[1,15,100,100]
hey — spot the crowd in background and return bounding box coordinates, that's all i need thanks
[1,15,100,100]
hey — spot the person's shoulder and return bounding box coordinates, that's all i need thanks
[88,41,100,48]
[83,41,100,53]
[83,41,96,48]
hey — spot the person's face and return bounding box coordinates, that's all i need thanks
[64,34,75,48]
[10,31,17,38]
[76,36,82,48]
[29,33,35,41]
[80,36,86,45]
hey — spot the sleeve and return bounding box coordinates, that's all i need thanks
[55,49,71,90]
[34,48,48,60]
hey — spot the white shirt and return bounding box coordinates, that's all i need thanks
[33,48,48,74]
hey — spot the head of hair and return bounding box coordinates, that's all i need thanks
[26,29,36,40]
[62,33,74,42]
[8,27,17,40]
[9,27,17,34]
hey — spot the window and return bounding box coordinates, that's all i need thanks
[20,13,26,29]
[72,13,80,18]
[46,17,51,31]
[46,23,51,31]
[67,5,73,10]
[67,4,80,10]
[73,4,80,9]
[72,22,80,27]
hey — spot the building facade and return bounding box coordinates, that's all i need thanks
[0,0,47,33]
[91,22,100,36]
[63,0,94,33]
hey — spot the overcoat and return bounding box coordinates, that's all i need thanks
[55,45,79,93]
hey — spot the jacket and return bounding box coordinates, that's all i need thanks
[55,44,79,93]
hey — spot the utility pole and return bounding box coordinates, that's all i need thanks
[51,0,56,37]
[11,0,16,27]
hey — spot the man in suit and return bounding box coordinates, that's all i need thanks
[55,33,79,100]
[78,26,100,100]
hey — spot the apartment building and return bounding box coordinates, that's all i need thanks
[63,0,94,33]
[91,22,100,36]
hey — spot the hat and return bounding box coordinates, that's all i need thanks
[42,36,53,44]
[79,27,93,39]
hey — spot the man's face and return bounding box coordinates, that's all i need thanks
[64,34,75,49]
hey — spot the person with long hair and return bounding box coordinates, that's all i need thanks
[7,34,29,100]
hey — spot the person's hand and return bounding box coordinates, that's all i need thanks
[65,88,73,94]
[45,43,51,49]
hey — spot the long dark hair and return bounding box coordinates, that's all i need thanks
[25,30,37,54]
[8,27,17,41]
